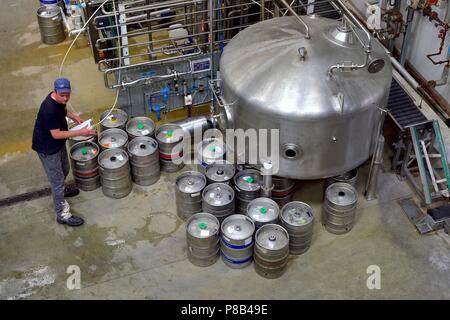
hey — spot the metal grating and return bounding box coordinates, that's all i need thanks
[387,79,428,130]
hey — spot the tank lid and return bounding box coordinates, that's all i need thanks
[221,215,255,240]
[206,162,235,182]
[98,148,129,169]
[99,128,128,149]
[176,171,206,193]
[256,224,289,250]
[324,24,357,47]
[247,197,279,224]
[202,183,234,206]
[70,142,99,161]
[128,136,158,156]
[186,213,219,238]
[281,201,314,226]
[234,169,261,191]
[100,109,128,128]
[156,124,184,143]
[326,182,357,206]
[126,117,156,137]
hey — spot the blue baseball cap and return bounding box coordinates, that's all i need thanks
[54,78,71,94]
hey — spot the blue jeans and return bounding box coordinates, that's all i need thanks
[37,147,70,218]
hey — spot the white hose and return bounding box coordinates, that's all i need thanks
[58,0,122,128]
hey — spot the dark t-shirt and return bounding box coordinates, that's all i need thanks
[32,93,68,155]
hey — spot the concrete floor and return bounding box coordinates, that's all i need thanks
[0,1,450,300]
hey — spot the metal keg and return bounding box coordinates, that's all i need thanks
[186,212,220,267]
[99,109,128,131]
[280,201,314,255]
[69,141,101,191]
[324,169,358,192]
[126,117,156,140]
[156,124,185,172]
[205,161,236,185]
[37,6,66,45]
[98,148,132,199]
[196,138,228,173]
[175,171,206,220]
[98,128,128,151]
[234,169,262,214]
[202,183,235,223]
[322,182,358,234]
[254,224,290,279]
[127,137,160,186]
[271,176,296,208]
[247,197,280,230]
[220,215,255,269]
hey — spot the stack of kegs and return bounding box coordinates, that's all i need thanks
[175,171,206,220]
[186,212,220,267]
[69,141,101,191]
[156,124,185,172]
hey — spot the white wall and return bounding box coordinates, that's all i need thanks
[350,0,450,101]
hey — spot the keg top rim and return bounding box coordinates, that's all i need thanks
[70,141,99,161]
[221,214,255,240]
[198,138,227,159]
[247,197,280,223]
[234,169,262,191]
[205,162,235,182]
[98,148,129,169]
[156,124,184,143]
[325,182,357,205]
[202,183,234,206]
[127,136,158,156]
[176,171,207,193]
[281,201,314,226]
[186,212,219,238]
[37,5,61,17]
[99,128,128,149]
[126,117,156,137]
[255,224,289,250]
[100,109,128,128]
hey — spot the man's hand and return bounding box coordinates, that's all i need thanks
[67,111,84,125]
[72,114,84,125]
[78,128,97,137]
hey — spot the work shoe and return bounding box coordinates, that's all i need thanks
[64,187,80,198]
[56,210,84,227]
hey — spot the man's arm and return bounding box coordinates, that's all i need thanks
[51,128,96,140]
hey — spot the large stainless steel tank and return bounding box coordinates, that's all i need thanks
[218,16,392,179]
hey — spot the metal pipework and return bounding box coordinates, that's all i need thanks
[334,0,371,50]
[365,135,385,201]
[276,0,310,39]
[261,161,274,198]
[172,115,214,138]
[327,49,370,76]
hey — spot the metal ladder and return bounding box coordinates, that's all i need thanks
[403,120,450,205]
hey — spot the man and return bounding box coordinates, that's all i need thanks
[32,78,96,227]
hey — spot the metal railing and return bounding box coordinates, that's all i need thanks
[90,0,341,89]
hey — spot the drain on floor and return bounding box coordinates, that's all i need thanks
[0,182,76,208]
